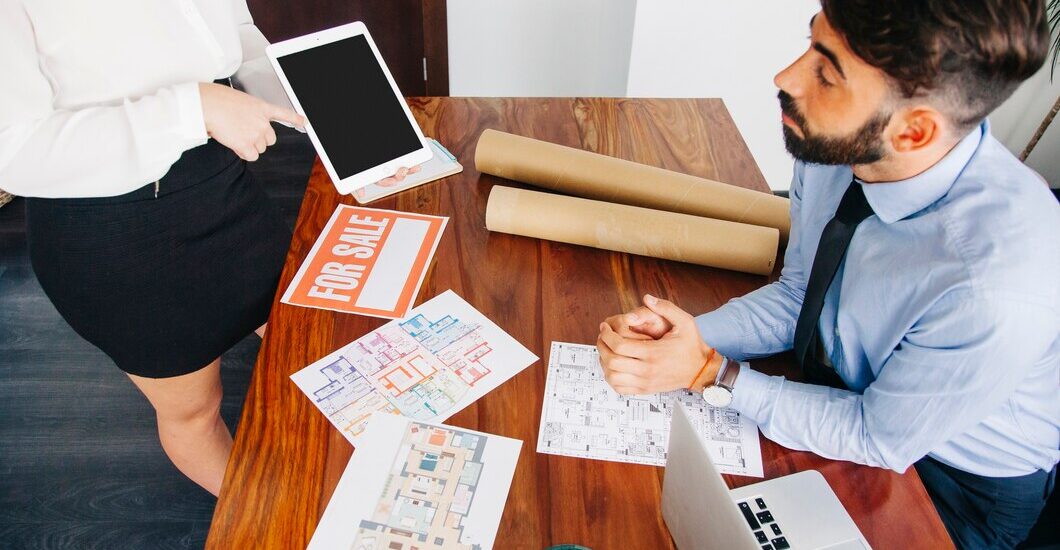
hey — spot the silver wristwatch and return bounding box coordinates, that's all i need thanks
[701,358,740,408]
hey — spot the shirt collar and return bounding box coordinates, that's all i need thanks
[859,120,986,224]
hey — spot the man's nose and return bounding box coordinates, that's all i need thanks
[774,62,801,98]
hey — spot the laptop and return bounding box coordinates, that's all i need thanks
[663,403,871,550]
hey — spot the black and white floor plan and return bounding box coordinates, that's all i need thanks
[537,342,763,477]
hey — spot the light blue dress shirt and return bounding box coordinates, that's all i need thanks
[695,121,1059,477]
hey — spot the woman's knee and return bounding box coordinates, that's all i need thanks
[155,385,223,426]
[127,358,224,425]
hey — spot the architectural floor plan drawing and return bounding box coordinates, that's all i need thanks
[308,414,521,550]
[537,342,763,477]
[292,290,538,444]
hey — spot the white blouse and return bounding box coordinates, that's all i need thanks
[0,0,291,198]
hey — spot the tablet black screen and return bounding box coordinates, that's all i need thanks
[276,34,422,179]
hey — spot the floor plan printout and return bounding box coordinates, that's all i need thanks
[537,342,764,477]
[291,290,538,444]
[308,413,521,550]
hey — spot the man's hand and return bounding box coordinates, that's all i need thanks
[602,298,673,341]
[597,294,724,395]
[200,82,306,162]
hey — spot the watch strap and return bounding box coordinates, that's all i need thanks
[716,359,740,391]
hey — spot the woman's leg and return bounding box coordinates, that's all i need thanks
[126,359,231,496]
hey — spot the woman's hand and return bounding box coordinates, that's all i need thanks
[199,82,306,162]
[352,165,425,200]
[376,165,422,187]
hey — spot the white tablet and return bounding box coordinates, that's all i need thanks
[266,22,432,194]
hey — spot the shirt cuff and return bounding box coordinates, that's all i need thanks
[171,82,208,143]
[694,307,746,359]
[730,366,784,425]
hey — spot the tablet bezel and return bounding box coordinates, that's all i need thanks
[265,22,432,195]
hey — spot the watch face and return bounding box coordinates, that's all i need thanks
[702,385,733,408]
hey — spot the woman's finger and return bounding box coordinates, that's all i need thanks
[269,105,307,128]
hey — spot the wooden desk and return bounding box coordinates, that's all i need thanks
[206,98,952,549]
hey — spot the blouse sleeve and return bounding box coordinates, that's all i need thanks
[230,0,295,111]
[0,2,209,198]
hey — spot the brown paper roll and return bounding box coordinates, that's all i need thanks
[476,129,791,240]
[486,186,778,275]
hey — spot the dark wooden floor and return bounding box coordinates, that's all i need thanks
[0,127,314,550]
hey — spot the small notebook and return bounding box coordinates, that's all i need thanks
[352,138,463,204]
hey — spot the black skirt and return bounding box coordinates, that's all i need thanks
[25,139,291,378]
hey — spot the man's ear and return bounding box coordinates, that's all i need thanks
[891,107,944,153]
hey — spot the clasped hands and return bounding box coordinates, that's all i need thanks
[597,294,725,395]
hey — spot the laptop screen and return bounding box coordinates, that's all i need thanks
[662,403,761,550]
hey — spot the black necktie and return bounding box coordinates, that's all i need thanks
[792,178,875,389]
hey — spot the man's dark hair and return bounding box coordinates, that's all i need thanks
[821,0,1051,132]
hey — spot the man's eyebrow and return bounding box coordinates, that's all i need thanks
[813,42,847,79]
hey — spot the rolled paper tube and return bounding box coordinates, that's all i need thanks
[485,186,779,276]
[475,129,791,240]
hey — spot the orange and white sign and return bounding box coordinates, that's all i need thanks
[282,205,448,318]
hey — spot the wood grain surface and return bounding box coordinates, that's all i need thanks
[206,98,953,549]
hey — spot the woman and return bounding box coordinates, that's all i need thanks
[0,1,414,496]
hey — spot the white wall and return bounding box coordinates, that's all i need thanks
[989,64,1060,187]
[625,1,819,190]
[1024,109,1060,187]
[449,2,1060,189]
[447,0,637,97]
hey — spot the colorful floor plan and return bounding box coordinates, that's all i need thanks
[292,290,538,444]
[354,422,489,549]
[308,414,521,550]
[537,342,763,477]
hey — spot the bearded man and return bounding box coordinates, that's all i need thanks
[597,2,1058,548]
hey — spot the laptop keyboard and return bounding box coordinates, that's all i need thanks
[737,497,790,550]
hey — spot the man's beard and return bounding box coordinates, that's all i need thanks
[779,91,890,166]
